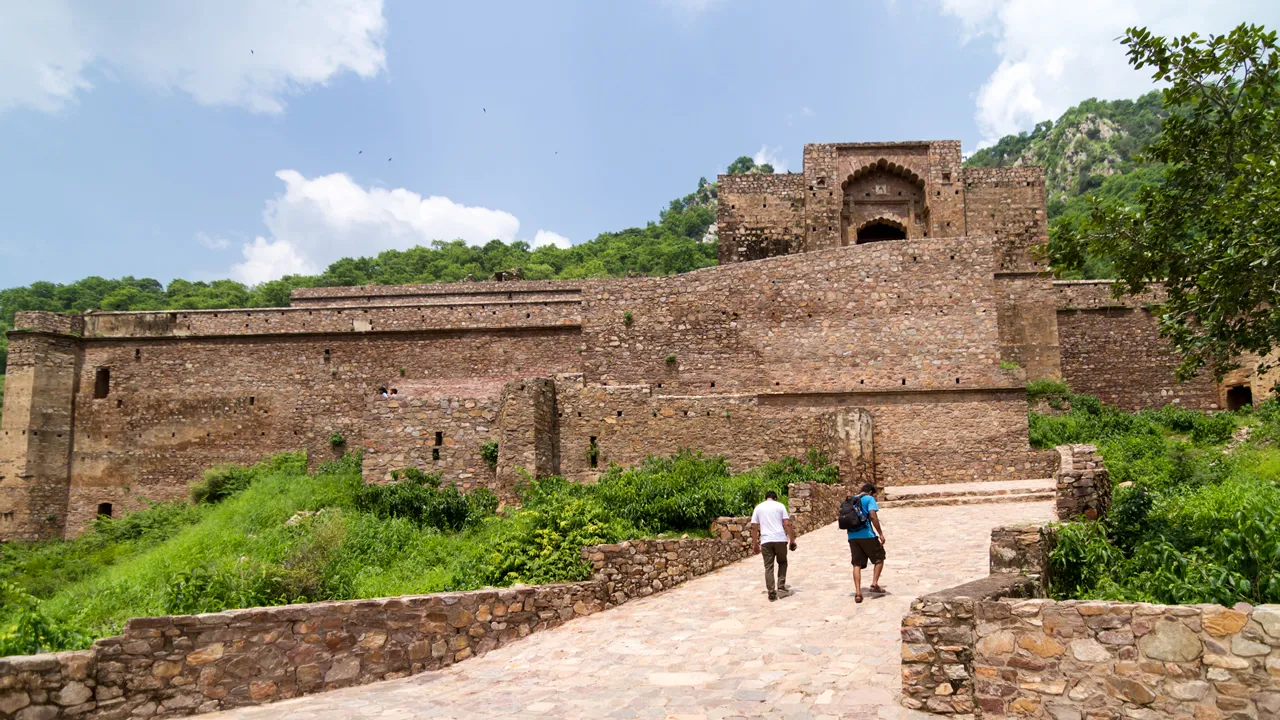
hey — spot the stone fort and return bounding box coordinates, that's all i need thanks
[0,140,1267,541]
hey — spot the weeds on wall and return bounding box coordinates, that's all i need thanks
[623,311,634,327]
[480,440,499,470]
[1042,395,1280,605]
[0,448,838,656]
[328,432,346,448]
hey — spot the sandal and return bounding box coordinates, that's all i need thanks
[855,594,864,603]
[870,585,887,594]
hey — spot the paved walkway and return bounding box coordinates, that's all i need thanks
[210,501,1053,720]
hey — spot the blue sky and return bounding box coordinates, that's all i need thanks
[1,0,1276,288]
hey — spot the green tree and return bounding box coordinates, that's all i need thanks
[1054,23,1280,379]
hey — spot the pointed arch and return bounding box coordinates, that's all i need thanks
[854,217,908,243]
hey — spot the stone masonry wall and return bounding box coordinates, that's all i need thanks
[974,600,1280,720]
[717,173,807,263]
[904,514,1280,720]
[60,329,579,535]
[0,583,607,720]
[961,166,1048,273]
[1054,281,1220,411]
[359,382,502,490]
[1054,444,1111,521]
[290,281,582,308]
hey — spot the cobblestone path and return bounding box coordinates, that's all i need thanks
[210,501,1053,720]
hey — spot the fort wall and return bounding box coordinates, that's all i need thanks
[1,232,1048,539]
[290,280,583,308]
[1053,281,1220,411]
[716,173,806,263]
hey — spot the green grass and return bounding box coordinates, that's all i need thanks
[1040,393,1280,606]
[0,449,837,655]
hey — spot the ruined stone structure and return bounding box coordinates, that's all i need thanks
[0,139,1266,542]
[902,511,1280,720]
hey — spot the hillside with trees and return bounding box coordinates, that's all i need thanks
[965,90,1170,279]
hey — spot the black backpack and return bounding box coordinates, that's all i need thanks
[838,494,870,531]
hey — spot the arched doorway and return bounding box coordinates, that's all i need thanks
[840,159,927,243]
[856,221,908,243]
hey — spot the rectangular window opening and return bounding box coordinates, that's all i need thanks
[97,502,113,518]
[432,448,440,462]
[94,368,111,399]
[323,349,331,364]
[435,431,443,446]
[589,437,599,469]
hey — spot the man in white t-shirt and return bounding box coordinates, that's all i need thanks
[749,490,797,602]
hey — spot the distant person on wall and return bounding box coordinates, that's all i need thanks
[750,490,797,602]
[839,483,886,603]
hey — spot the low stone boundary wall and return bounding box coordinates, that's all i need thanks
[0,478,857,719]
[0,583,605,720]
[972,599,1280,720]
[1054,444,1110,520]
[903,522,1280,719]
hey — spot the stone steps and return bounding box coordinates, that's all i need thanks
[883,485,1048,502]
[879,490,1055,509]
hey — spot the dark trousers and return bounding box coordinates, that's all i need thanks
[761,541,789,593]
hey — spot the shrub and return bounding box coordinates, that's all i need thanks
[329,432,347,448]
[190,452,307,505]
[0,449,839,656]
[355,470,497,532]
[480,440,499,470]
[623,311,634,327]
[1189,412,1235,444]
[1045,396,1280,606]
[0,583,91,656]
[1026,378,1070,401]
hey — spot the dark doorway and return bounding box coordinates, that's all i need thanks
[1226,385,1253,411]
[97,503,113,518]
[93,368,111,398]
[856,222,907,242]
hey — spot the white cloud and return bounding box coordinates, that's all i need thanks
[195,232,229,251]
[937,0,1280,146]
[532,230,572,250]
[228,170,546,285]
[753,145,788,173]
[0,0,386,115]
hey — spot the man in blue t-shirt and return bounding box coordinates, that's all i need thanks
[846,483,887,603]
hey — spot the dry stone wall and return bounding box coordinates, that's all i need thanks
[903,515,1280,720]
[0,583,606,720]
[1053,444,1111,521]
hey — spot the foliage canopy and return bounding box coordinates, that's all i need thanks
[1051,24,1280,379]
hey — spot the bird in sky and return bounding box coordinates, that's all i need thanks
[388,157,392,162]
[358,150,362,154]
[483,108,486,113]
[250,50,254,54]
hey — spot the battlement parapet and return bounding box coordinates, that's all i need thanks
[79,300,581,339]
[290,280,584,307]
[11,311,84,336]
